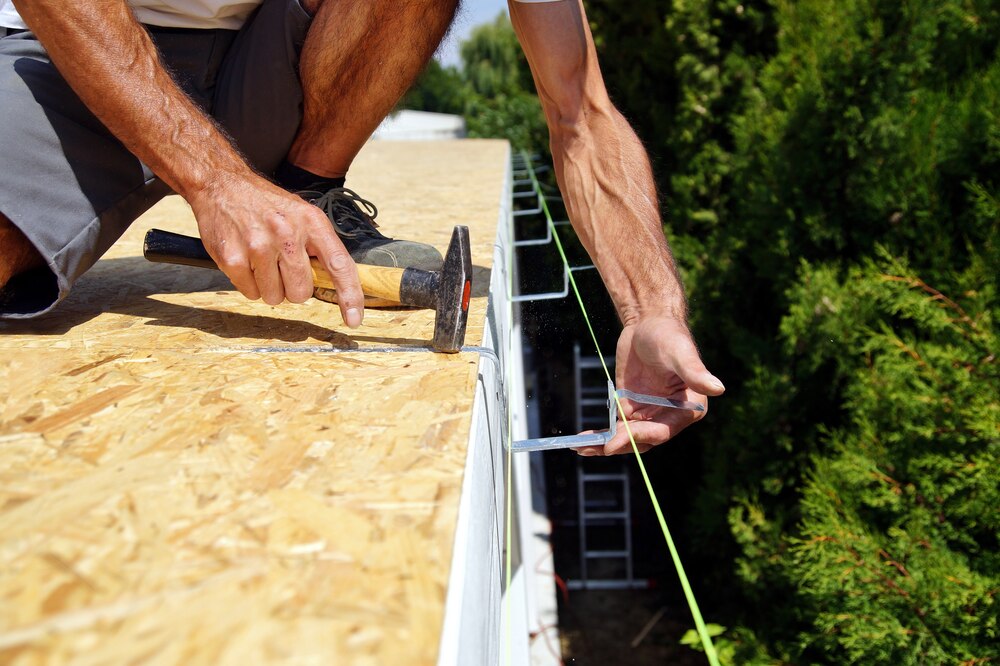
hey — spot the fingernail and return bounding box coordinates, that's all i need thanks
[709,376,726,392]
[346,308,362,329]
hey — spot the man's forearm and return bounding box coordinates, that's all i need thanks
[549,103,687,326]
[13,0,254,200]
[510,0,687,327]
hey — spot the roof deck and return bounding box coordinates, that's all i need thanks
[0,140,512,664]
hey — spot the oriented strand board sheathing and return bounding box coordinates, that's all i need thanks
[0,140,510,665]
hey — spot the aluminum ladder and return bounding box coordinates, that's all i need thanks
[569,344,643,590]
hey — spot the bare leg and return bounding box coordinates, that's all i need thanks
[287,0,459,178]
[0,214,43,291]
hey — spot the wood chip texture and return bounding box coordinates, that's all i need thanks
[0,140,510,665]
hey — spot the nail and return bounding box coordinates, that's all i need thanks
[346,308,362,329]
[709,376,726,392]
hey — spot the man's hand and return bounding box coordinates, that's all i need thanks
[189,174,364,326]
[575,316,725,456]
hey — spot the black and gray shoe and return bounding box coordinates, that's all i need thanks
[300,187,443,271]
[298,186,443,306]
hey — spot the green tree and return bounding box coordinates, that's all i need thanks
[460,13,532,98]
[398,59,466,116]
[401,13,547,154]
[584,0,999,662]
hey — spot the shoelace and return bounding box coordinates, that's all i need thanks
[303,187,381,237]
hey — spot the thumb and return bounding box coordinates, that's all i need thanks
[668,335,725,396]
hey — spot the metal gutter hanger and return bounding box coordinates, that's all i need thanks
[509,381,704,452]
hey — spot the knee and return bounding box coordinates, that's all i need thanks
[0,213,44,288]
[300,0,323,16]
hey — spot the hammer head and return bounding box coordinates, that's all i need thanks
[432,225,472,353]
[398,225,471,352]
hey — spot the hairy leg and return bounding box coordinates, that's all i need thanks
[288,0,460,178]
[0,213,44,290]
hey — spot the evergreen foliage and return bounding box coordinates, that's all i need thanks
[401,14,547,153]
[585,0,1000,661]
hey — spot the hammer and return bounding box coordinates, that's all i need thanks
[142,225,472,353]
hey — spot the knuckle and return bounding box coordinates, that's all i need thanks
[246,241,270,259]
[264,209,289,230]
[272,220,300,245]
[217,250,246,272]
[328,250,355,276]
[245,230,277,258]
[305,207,331,225]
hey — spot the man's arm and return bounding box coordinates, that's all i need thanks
[12,0,364,325]
[509,0,725,454]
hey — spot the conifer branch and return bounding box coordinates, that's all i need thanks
[879,274,981,333]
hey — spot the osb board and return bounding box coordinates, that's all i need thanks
[0,139,510,665]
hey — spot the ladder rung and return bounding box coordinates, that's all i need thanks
[584,550,629,558]
[583,511,628,520]
[566,579,647,591]
[577,359,613,368]
[581,474,628,482]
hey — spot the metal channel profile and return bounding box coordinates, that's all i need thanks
[511,189,543,217]
[510,263,596,303]
[508,153,597,301]
[513,220,572,248]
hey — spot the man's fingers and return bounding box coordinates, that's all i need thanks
[252,261,284,305]
[595,405,705,456]
[212,245,261,301]
[601,419,673,456]
[246,238,285,306]
[665,334,726,397]
[278,241,315,304]
[307,226,364,328]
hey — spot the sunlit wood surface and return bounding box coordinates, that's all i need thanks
[0,140,509,665]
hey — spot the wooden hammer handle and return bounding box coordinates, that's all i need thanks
[310,259,404,302]
[144,229,407,302]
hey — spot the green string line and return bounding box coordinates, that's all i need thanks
[520,152,721,666]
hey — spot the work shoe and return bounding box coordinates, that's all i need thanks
[299,186,444,306]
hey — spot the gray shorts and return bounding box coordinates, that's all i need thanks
[0,0,312,318]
